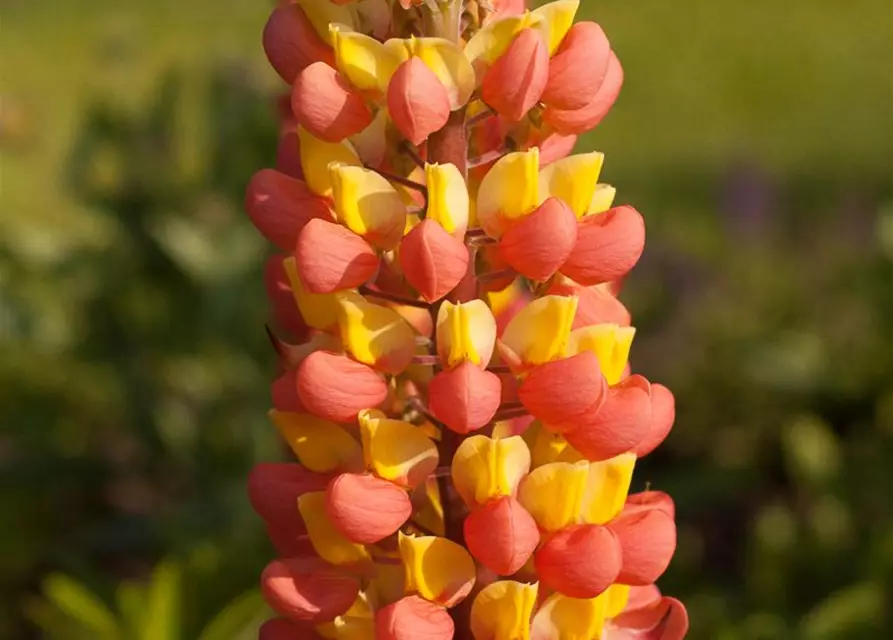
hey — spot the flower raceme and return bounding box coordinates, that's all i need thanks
[247,0,687,638]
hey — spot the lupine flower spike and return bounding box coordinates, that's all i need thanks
[248,0,688,638]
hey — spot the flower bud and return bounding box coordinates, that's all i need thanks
[399,219,469,302]
[482,28,549,122]
[633,383,676,458]
[464,496,540,575]
[499,197,578,281]
[428,363,502,434]
[388,57,451,146]
[562,205,645,286]
[399,533,476,607]
[564,374,652,461]
[534,524,622,598]
[542,22,612,110]
[263,4,335,84]
[325,472,412,543]
[296,219,379,294]
[544,51,623,135]
[292,62,373,142]
[245,169,332,251]
[297,350,388,422]
[518,351,607,431]
[375,596,454,640]
[260,556,360,623]
[247,462,330,530]
[608,501,677,586]
[452,435,530,509]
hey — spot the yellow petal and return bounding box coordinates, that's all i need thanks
[298,491,372,567]
[298,0,354,44]
[412,476,446,537]
[331,26,403,93]
[317,592,376,640]
[530,591,608,640]
[470,580,538,640]
[530,0,580,55]
[350,108,389,168]
[298,127,362,198]
[517,461,589,532]
[269,410,363,473]
[464,12,542,71]
[487,279,526,317]
[581,453,636,525]
[436,300,497,368]
[524,421,582,468]
[283,256,342,331]
[477,149,540,237]
[358,410,439,489]
[588,184,617,216]
[425,162,469,235]
[567,324,636,386]
[337,292,416,374]
[501,295,577,368]
[330,163,407,249]
[604,584,631,620]
[451,435,531,508]
[394,37,476,109]
[398,533,476,607]
[538,152,604,218]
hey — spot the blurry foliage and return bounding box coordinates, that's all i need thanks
[2,1,892,639]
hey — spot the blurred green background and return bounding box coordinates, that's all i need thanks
[1,0,891,638]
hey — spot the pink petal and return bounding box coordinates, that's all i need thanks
[608,503,677,586]
[399,219,469,302]
[247,462,330,530]
[542,22,612,111]
[245,169,332,251]
[499,197,578,282]
[610,596,689,640]
[428,363,502,435]
[534,524,622,598]
[543,51,624,135]
[388,58,450,146]
[464,496,540,575]
[518,352,607,432]
[562,205,645,287]
[375,596,454,640]
[261,556,360,624]
[633,383,676,457]
[325,473,412,544]
[296,218,379,293]
[263,4,335,84]
[292,62,373,142]
[297,351,388,423]
[482,29,549,122]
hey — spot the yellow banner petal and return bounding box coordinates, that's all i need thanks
[358,410,439,489]
[297,0,354,44]
[530,590,608,640]
[298,491,372,567]
[581,453,636,525]
[604,584,631,620]
[470,580,538,640]
[425,162,469,236]
[524,421,583,468]
[518,461,589,532]
[330,163,407,249]
[282,256,342,331]
[567,324,636,386]
[530,0,580,55]
[588,184,617,216]
[298,127,362,198]
[332,26,403,93]
[436,300,498,368]
[269,410,363,473]
[316,592,376,640]
[477,149,540,237]
[501,295,577,368]
[451,435,531,508]
[398,533,476,607]
[538,152,604,218]
[337,292,416,374]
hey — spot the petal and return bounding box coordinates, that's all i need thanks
[261,556,360,624]
[476,149,540,238]
[608,504,677,586]
[517,461,589,532]
[530,591,609,640]
[292,62,373,142]
[547,279,631,329]
[567,323,636,386]
[260,618,326,640]
[298,127,362,198]
[263,4,335,84]
[375,596,454,640]
[542,22,612,111]
[534,524,622,598]
[337,292,416,374]
[543,51,623,135]
[331,27,403,94]
[625,491,676,521]
[452,435,530,509]
[428,364,502,434]
[605,584,633,619]
[538,152,604,218]
[464,495,540,575]
[247,462,330,529]
[350,108,389,168]
[296,218,379,294]
[297,351,388,423]
[530,0,580,55]
[330,163,408,250]
[562,205,646,286]
[589,183,617,215]
[464,12,540,72]
[245,169,333,251]
[297,0,353,44]
[580,453,637,525]
[272,369,306,413]
[609,596,689,640]
[623,584,663,614]
[276,132,304,179]
[299,491,372,567]
[270,411,364,474]
[325,473,412,544]
[398,533,476,607]
[425,162,469,236]
[470,580,538,640]
[398,219,469,302]
[388,57,452,146]
[265,254,310,339]
[401,37,476,109]
[316,594,377,640]
[524,421,582,468]
[564,375,652,461]
[499,197,578,282]
[632,383,676,458]
[500,295,577,370]
[435,299,497,368]
[358,410,439,489]
[482,28,549,122]
[266,521,316,559]
[517,352,607,431]
[282,256,343,331]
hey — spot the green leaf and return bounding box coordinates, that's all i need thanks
[198,590,268,640]
[115,581,146,639]
[42,574,120,638]
[140,561,182,640]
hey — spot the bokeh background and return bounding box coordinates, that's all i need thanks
[2,0,892,638]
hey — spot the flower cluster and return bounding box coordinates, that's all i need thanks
[246,0,688,638]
